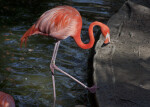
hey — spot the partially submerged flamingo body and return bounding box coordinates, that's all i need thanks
[0,91,15,107]
[20,6,110,100]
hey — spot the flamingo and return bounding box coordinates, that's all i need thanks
[20,5,110,101]
[0,91,15,107]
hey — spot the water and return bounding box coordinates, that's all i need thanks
[0,0,125,106]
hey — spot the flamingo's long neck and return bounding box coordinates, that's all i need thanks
[73,21,105,49]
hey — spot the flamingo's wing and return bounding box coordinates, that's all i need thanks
[20,6,81,47]
[36,6,80,39]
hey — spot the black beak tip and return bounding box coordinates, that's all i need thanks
[101,43,109,47]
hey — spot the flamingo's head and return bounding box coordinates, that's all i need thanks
[104,33,110,44]
[101,24,110,47]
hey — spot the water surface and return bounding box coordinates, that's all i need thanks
[0,0,125,106]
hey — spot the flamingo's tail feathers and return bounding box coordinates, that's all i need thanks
[20,24,37,48]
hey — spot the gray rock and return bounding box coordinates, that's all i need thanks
[93,0,150,107]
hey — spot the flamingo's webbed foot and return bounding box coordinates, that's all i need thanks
[87,85,98,93]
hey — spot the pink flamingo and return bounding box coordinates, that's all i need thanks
[0,91,15,107]
[20,5,110,100]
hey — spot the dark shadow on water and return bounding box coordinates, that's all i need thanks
[87,30,102,107]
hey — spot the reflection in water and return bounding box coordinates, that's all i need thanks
[0,0,125,106]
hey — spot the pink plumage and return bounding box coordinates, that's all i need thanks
[20,6,82,47]
[0,91,15,107]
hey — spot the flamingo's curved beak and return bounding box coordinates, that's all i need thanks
[102,33,110,47]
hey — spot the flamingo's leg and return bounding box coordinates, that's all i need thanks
[50,41,97,102]
[50,41,60,101]
[53,64,98,93]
